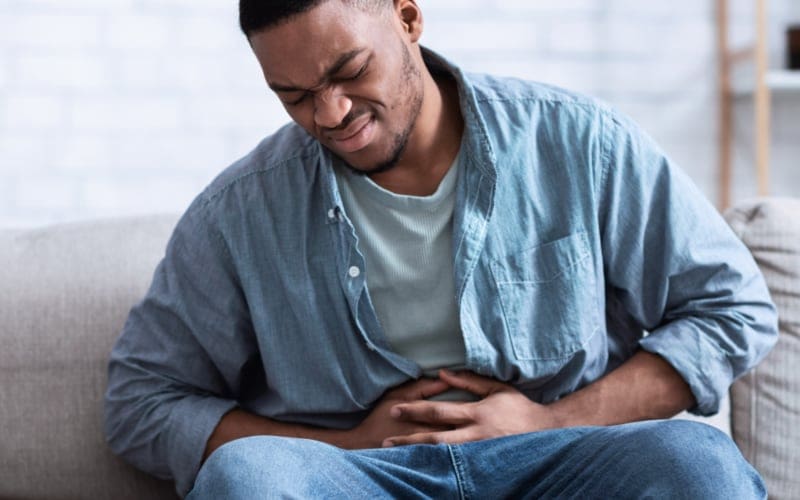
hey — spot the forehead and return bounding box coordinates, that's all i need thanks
[249,2,391,84]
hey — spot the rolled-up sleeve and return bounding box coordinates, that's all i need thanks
[597,110,778,416]
[104,198,253,497]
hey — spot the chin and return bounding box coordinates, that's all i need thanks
[332,147,400,176]
[353,155,402,176]
[342,160,394,177]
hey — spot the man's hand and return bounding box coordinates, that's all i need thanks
[203,351,694,460]
[204,377,455,460]
[381,370,559,447]
[381,351,696,448]
[345,377,456,449]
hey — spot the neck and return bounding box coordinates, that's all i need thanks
[369,66,464,196]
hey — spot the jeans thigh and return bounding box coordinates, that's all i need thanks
[187,435,460,500]
[451,420,765,500]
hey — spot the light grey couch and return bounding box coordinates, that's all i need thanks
[1,199,798,499]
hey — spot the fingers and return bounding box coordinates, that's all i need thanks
[415,378,453,400]
[382,428,473,447]
[387,371,506,402]
[391,400,472,426]
[436,369,504,397]
[389,377,451,401]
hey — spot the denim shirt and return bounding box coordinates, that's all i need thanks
[105,50,778,497]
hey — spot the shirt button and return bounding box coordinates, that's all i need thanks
[348,266,361,278]
[327,208,336,219]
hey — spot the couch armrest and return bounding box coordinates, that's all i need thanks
[725,197,800,499]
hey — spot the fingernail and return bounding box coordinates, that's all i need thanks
[390,407,402,418]
[382,440,394,448]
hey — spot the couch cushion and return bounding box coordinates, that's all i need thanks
[726,198,800,499]
[0,215,180,500]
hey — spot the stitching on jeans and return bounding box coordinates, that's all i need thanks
[447,445,468,500]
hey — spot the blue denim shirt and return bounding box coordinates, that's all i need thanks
[105,50,778,497]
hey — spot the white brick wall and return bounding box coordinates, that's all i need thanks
[1,0,799,227]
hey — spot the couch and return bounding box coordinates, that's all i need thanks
[1,198,798,499]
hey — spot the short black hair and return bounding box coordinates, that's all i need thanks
[239,0,389,37]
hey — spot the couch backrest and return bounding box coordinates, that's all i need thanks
[725,198,800,500]
[0,215,180,500]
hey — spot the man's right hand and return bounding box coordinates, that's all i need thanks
[203,377,454,462]
[344,377,454,449]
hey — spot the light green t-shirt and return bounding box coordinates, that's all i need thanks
[334,154,467,380]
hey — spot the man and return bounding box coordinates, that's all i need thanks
[105,0,778,498]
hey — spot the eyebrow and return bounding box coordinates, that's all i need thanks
[268,48,367,93]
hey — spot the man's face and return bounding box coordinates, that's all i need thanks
[249,1,424,175]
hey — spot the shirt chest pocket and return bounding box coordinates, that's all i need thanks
[491,231,599,361]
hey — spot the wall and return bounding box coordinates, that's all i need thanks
[1,0,798,227]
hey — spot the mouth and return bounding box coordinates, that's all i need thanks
[327,114,375,154]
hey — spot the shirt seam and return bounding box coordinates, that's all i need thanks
[200,145,321,207]
[454,173,495,304]
[477,94,595,105]
[475,94,607,116]
[194,202,236,266]
[598,108,614,226]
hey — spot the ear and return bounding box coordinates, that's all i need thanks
[394,0,423,43]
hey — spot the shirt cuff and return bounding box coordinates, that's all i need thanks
[638,320,734,416]
[165,395,239,498]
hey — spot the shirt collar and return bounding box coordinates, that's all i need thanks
[420,47,497,180]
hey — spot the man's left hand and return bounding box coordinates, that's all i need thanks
[381,369,561,447]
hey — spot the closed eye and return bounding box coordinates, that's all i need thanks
[284,92,311,106]
[341,63,368,81]
[282,59,370,106]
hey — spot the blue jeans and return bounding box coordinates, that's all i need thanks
[186,420,766,499]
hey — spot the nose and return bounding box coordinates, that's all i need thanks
[313,88,352,129]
